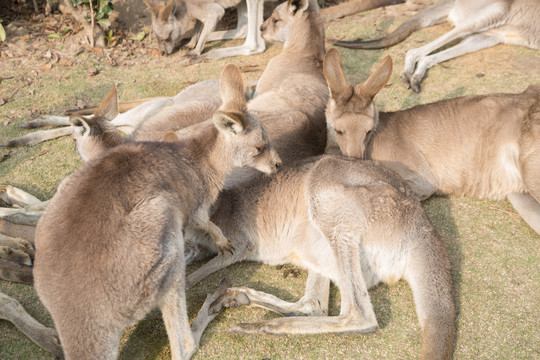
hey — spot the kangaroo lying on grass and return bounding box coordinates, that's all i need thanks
[202,155,455,360]
[33,64,281,360]
[1,79,223,149]
[329,0,540,92]
[323,47,540,235]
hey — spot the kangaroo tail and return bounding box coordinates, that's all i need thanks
[320,0,405,23]
[328,14,422,49]
[405,226,456,360]
[327,0,454,49]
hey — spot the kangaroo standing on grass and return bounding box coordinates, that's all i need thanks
[33,64,281,360]
[323,47,540,235]
[329,0,540,92]
[144,0,267,58]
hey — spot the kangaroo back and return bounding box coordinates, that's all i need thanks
[34,64,280,360]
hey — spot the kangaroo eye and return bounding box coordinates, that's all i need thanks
[335,130,344,136]
[255,145,266,155]
[272,18,278,24]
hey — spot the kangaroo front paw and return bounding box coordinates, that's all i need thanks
[215,236,234,255]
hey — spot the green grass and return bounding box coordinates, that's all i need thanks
[1,2,540,359]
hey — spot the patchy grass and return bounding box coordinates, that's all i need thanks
[1,2,539,359]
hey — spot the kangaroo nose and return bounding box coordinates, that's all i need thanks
[260,25,265,32]
[274,160,282,170]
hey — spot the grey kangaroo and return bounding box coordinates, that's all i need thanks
[329,0,540,92]
[143,0,267,58]
[33,64,281,360]
[323,47,540,235]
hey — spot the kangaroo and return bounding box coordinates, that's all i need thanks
[1,79,224,148]
[323,47,540,235]
[329,0,540,92]
[184,155,454,360]
[144,0,267,59]
[32,64,281,360]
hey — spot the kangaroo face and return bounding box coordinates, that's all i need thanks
[326,98,376,159]
[145,0,195,55]
[153,20,183,55]
[213,110,281,175]
[260,2,292,43]
[323,48,392,158]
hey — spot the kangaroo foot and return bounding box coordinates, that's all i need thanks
[209,288,251,315]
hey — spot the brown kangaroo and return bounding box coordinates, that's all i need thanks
[329,0,540,92]
[33,64,281,360]
[323,47,540,235]
[185,155,455,360]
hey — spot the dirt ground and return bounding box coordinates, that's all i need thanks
[0,0,539,359]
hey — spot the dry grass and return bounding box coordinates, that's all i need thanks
[0,2,539,359]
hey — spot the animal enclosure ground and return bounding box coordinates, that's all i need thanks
[0,1,539,359]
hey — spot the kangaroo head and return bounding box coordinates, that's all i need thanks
[70,86,123,162]
[213,64,281,175]
[260,0,313,43]
[144,0,194,55]
[323,48,392,158]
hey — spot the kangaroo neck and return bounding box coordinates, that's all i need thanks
[180,123,234,192]
[284,12,325,59]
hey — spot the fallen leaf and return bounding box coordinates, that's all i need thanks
[58,58,72,66]
[38,149,48,157]
[131,30,148,42]
[0,98,5,106]
[39,63,52,71]
[147,48,161,57]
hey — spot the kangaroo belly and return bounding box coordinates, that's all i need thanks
[436,142,526,199]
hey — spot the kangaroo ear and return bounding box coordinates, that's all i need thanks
[288,0,309,15]
[213,111,248,135]
[324,48,353,103]
[93,86,118,121]
[357,56,393,100]
[143,0,158,15]
[69,115,91,136]
[162,130,180,142]
[159,0,176,22]
[219,64,246,111]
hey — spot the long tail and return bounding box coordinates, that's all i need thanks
[320,0,405,23]
[328,15,421,49]
[406,227,456,360]
[328,0,454,49]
